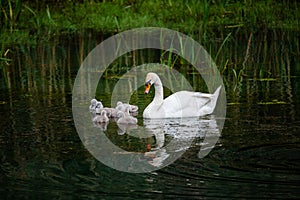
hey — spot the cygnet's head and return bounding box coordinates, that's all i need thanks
[91,99,97,105]
[101,110,107,116]
[124,107,130,114]
[96,101,103,109]
[117,111,125,118]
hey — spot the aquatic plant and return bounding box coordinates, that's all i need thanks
[0,0,299,98]
[0,0,22,32]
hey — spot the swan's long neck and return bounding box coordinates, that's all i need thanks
[153,76,164,105]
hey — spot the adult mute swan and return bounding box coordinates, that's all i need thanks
[143,72,221,119]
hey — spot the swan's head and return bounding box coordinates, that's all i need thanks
[144,73,157,94]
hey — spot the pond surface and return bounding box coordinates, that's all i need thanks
[0,31,299,199]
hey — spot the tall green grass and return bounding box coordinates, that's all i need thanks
[1,0,299,96]
[1,0,299,44]
[1,0,22,32]
[1,28,298,100]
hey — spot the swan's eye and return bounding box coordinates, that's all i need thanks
[145,80,151,86]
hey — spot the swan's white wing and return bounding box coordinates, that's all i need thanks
[161,91,212,118]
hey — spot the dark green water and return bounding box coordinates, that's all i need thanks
[0,31,299,199]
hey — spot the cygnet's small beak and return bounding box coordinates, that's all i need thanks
[144,82,151,94]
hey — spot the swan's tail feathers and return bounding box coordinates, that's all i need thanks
[193,86,222,99]
[213,85,222,97]
[194,85,222,116]
[209,85,222,113]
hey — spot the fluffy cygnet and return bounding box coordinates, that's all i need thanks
[116,101,138,113]
[93,109,109,123]
[117,107,138,124]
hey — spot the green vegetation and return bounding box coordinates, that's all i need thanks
[1,0,299,44]
[1,0,299,96]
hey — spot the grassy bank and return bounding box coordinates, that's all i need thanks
[1,0,299,45]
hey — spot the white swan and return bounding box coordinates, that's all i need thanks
[93,109,109,123]
[143,72,222,119]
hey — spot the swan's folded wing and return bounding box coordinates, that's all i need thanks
[192,92,213,98]
[193,86,222,98]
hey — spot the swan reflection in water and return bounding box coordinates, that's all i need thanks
[114,115,221,168]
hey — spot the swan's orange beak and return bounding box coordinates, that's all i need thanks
[144,83,151,94]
